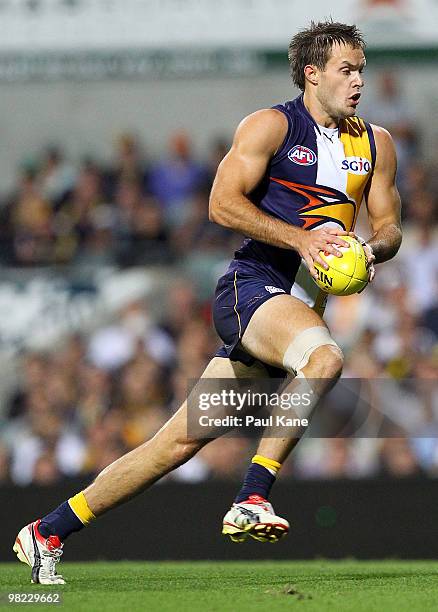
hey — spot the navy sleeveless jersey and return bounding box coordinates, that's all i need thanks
[228,94,376,283]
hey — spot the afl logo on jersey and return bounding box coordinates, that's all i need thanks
[341,157,371,175]
[288,145,317,166]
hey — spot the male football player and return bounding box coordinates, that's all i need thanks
[14,20,401,583]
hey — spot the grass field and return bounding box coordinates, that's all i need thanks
[2,560,438,611]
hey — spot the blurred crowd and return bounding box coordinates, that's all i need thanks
[0,131,234,268]
[0,72,438,486]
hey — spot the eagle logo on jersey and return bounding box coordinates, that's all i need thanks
[270,177,356,231]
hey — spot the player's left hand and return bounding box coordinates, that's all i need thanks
[348,232,375,282]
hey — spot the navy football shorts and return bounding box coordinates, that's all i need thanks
[212,260,298,376]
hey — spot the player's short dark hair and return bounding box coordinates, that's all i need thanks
[288,20,365,91]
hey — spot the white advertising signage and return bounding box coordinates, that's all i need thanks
[0,0,437,52]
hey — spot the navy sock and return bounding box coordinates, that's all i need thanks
[234,463,276,503]
[38,501,84,541]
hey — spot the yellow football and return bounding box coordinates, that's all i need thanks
[313,235,369,296]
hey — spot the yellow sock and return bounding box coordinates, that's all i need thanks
[252,454,282,476]
[68,492,96,526]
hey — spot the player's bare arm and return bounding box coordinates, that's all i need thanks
[363,125,402,263]
[209,109,349,277]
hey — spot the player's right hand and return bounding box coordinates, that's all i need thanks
[295,228,350,279]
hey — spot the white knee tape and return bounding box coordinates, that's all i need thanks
[282,326,339,374]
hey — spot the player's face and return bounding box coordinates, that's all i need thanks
[316,43,366,120]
